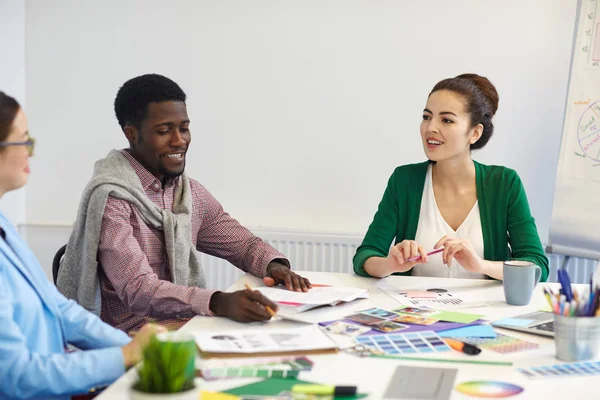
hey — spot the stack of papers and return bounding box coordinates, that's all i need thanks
[256,285,369,315]
[194,326,338,357]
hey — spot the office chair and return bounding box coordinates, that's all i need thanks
[52,244,67,284]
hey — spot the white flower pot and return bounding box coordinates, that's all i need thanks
[130,386,198,400]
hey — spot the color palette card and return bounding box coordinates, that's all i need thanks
[354,331,451,355]
[457,333,539,354]
[200,356,313,380]
[203,368,300,380]
[518,361,600,379]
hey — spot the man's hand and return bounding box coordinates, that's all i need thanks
[209,290,279,323]
[263,261,312,292]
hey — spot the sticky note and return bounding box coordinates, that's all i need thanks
[405,291,438,298]
[430,311,484,324]
[492,318,534,327]
[201,392,240,400]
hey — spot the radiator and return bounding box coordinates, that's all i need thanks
[201,228,363,290]
[18,223,600,288]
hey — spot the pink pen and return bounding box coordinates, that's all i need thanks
[407,248,444,262]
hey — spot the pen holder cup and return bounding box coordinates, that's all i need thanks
[554,314,600,361]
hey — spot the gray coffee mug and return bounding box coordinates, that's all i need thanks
[503,260,542,306]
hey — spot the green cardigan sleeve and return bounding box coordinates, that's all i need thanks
[504,170,549,282]
[353,170,401,277]
[353,163,428,277]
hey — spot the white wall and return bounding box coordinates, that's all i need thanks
[0,0,26,227]
[25,0,576,243]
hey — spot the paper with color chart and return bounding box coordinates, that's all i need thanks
[377,279,490,310]
[194,326,337,354]
[456,333,539,354]
[255,285,369,314]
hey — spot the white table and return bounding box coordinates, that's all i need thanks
[97,272,599,399]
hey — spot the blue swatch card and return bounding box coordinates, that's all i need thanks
[438,324,497,339]
[354,331,451,355]
[519,361,600,379]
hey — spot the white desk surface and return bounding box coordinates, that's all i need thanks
[97,272,599,399]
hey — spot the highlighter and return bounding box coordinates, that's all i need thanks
[444,338,481,355]
[291,384,357,396]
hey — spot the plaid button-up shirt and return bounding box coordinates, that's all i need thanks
[98,150,287,333]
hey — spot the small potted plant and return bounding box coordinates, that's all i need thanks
[130,332,198,400]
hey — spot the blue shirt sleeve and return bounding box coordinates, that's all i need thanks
[48,282,131,350]
[0,274,127,399]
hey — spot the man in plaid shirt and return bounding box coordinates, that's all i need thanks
[93,74,311,333]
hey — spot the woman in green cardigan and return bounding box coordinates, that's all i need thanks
[353,73,549,282]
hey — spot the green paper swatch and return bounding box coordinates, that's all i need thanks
[223,378,368,398]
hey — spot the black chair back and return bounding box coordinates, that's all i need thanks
[52,244,67,284]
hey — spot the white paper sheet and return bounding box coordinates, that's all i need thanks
[194,325,337,354]
[256,286,368,306]
[377,279,489,310]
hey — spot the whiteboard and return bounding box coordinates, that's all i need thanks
[550,0,600,259]
[24,0,576,241]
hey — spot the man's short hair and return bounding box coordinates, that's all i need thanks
[114,74,187,130]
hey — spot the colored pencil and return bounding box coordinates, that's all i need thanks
[244,284,277,317]
[372,354,513,366]
[407,248,443,262]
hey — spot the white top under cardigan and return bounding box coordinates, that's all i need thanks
[412,164,486,279]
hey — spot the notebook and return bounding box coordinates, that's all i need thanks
[256,285,369,315]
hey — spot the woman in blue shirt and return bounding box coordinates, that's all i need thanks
[0,91,166,400]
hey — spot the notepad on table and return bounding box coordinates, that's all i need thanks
[256,285,369,315]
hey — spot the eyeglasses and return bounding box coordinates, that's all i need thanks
[0,137,36,156]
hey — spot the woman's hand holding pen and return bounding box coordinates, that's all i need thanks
[434,236,484,273]
[387,240,428,273]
